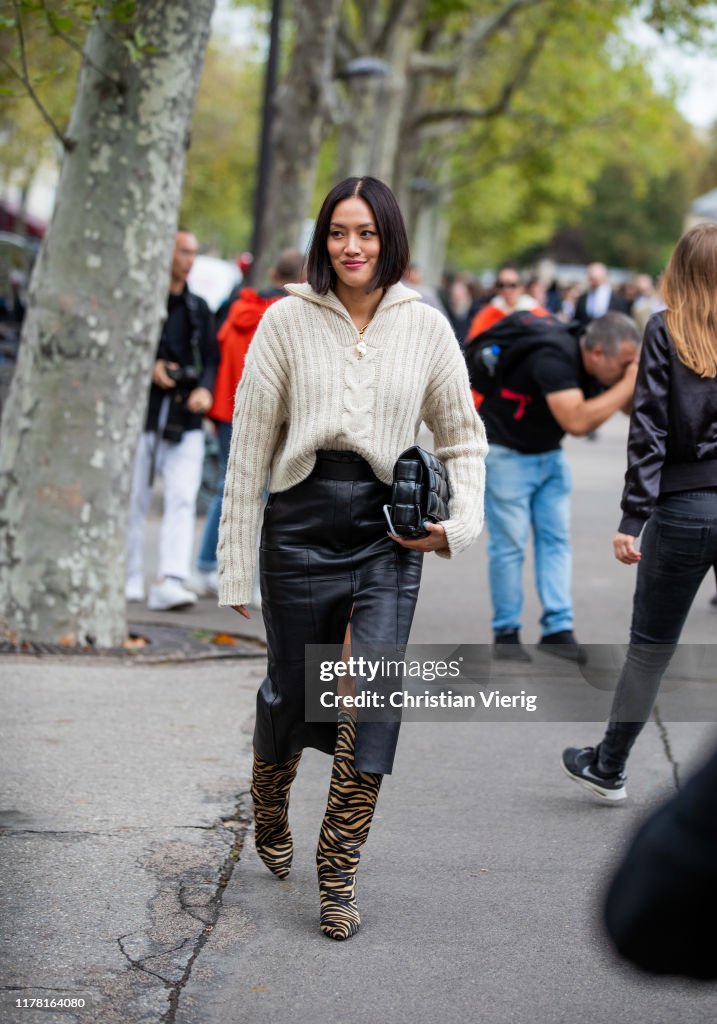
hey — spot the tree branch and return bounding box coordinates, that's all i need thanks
[438,112,616,196]
[409,52,460,76]
[375,0,413,51]
[411,22,551,130]
[39,1,121,90]
[466,0,548,53]
[6,3,73,151]
[335,18,359,65]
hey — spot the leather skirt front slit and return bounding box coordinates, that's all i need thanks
[255,450,423,774]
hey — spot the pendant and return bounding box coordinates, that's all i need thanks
[356,339,367,358]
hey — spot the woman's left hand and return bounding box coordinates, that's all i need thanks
[389,521,449,552]
[613,531,641,565]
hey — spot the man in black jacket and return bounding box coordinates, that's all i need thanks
[575,262,629,329]
[125,229,219,610]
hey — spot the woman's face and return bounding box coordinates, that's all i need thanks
[326,196,381,292]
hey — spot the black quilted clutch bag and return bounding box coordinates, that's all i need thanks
[383,446,451,539]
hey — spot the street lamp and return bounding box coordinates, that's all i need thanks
[338,57,392,80]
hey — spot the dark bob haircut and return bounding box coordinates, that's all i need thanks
[306,176,410,295]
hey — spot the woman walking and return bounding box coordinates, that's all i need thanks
[562,222,717,802]
[218,177,487,939]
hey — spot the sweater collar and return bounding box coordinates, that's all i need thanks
[283,281,420,323]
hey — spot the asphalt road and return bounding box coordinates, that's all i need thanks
[2,415,716,1024]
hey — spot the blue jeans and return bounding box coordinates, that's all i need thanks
[484,444,573,635]
[598,488,717,774]
[196,419,233,573]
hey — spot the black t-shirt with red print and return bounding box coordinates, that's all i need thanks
[480,335,603,453]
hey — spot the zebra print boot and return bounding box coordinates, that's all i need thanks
[316,711,382,940]
[251,750,302,879]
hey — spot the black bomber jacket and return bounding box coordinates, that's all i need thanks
[619,312,717,536]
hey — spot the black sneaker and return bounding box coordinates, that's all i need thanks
[539,629,586,664]
[493,629,532,662]
[561,746,627,802]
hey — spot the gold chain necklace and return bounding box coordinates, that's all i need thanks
[355,318,372,359]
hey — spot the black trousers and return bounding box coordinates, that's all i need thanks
[254,451,423,774]
[598,488,717,774]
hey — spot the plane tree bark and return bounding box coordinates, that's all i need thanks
[0,0,215,647]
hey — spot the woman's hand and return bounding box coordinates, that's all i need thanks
[613,532,641,565]
[232,605,251,619]
[389,521,449,552]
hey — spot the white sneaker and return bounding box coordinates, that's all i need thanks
[125,576,146,603]
[188,570,219,597]
[148,578,198,611]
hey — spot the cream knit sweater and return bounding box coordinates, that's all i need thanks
[217,282,488,607]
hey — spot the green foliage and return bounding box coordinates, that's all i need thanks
[179,40,262,254]
[109,0,137,23]
[414,0,706,270]
[694,121,717,195]
[4,0,717,272]
[0,3,82,177]
[570,114,705,273]
[646,0,717,44]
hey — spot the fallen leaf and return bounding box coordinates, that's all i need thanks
[124,633,150,649]
[212,633,238,646]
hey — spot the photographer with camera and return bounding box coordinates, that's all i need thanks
[125,228,219,611]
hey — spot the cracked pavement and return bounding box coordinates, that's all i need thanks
[2,419,717,1023]
[0,661,260,1024]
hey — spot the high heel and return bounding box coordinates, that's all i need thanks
[250,750,302,879]
[316,712,382,940]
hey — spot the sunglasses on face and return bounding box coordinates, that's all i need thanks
[497,280,521,289]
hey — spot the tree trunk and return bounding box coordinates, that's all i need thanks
[253,0,342,287]
[0,1,215,648]
[335,0,423,185]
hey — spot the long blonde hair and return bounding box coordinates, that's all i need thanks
[662,222,717,378]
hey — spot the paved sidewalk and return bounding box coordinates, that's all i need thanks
[2,658,714,1024]
[0,659,261,1024]
[2,416,717,1023]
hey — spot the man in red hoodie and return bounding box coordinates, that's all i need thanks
[192,249,305,596]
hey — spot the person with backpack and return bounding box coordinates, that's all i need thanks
[192,248,305,598]
[467,310,640,661]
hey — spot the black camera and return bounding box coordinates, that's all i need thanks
[166,365,200,389]
[163,364,200,443]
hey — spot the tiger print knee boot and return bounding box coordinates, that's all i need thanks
[316,712,382,941]
[250,750,302,879]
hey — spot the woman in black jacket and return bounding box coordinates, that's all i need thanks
[562,222,717,801]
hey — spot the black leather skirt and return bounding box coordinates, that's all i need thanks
[255,450,423,774]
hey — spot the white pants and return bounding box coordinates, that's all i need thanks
[126,429,205,583]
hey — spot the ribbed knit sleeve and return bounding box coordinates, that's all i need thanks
[217,318,288,606]
[421,324,489,558]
